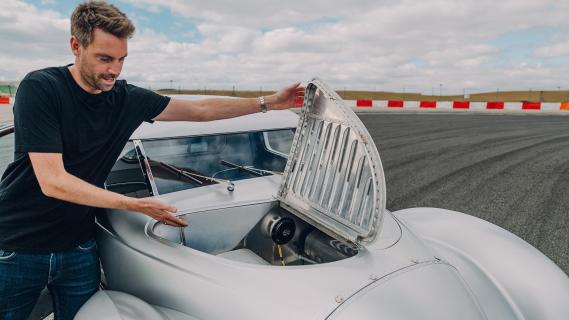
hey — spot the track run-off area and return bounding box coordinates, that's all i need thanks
[358,112,569,274]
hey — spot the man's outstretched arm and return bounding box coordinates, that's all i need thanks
[153,82,304,122]
[29,152,187,226]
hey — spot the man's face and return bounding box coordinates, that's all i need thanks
[72,28,128,93]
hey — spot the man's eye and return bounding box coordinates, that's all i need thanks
[98,57,111,62]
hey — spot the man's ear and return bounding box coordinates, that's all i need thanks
[70,36,81,57]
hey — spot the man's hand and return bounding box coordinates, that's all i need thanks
[123,197,187,227]
[266,82,305,110]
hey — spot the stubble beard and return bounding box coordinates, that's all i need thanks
[78,64,114,92]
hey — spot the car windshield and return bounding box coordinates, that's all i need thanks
[105,128,295,197]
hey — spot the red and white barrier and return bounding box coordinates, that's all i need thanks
[344,99,569,113]
[437,101,453,110]
[0,97,10,104]
[387,100,404,108]
[356,99,372,107]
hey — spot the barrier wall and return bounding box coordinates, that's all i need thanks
[543,103,561,111]
[347,99,569,113]
[387,100,404,108]
[436,101,452,110]
[403,101,419,108]
[522,102,541,110]
[420,101,436,108]
[453,101,470,109]
[356,99,372,107]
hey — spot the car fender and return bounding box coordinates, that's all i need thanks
[75,290,200,320]
[394,207,569,320]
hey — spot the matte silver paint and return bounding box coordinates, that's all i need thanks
[79,79,569,320]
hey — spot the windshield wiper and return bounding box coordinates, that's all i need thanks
[220,160,283,176]
[156,161,204,185]
[150,159,235,191]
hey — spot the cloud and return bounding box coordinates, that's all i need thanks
[534,41,569,58]
[0,0,71,81]
[1,0,568,93]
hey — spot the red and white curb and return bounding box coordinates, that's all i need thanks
[345,100,569,113]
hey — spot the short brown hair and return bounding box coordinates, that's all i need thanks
[71,1,135,47]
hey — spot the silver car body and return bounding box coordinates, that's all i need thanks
[77,79,569,320]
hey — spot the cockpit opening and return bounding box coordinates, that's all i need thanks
[151,202,359,266]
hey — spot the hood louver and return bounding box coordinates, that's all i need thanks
[277,78,387,246]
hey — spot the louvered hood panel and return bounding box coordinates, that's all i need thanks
[277,78,387,246]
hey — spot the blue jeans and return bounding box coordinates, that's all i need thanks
[0,239,100,320]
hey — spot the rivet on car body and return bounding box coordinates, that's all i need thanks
[411,259,420,264]
[335,296,345,303]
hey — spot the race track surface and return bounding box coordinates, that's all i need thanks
[358,113,569,274]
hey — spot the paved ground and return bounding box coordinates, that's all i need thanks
[0,104,13,124]
[359,113,569,274]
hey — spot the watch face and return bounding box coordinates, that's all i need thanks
[260,96,267,113]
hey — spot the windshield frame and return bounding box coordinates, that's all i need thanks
[133,139,159,196]
[262,131,290,158]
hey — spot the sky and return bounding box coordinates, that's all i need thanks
[1,0,568,94]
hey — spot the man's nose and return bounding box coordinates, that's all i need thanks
[108,61,122,75]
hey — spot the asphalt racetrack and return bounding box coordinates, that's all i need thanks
[358,112,569,275]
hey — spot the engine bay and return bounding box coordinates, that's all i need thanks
[239,207,359,265]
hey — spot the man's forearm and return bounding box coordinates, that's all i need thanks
[29,151,185,225]
[154,82,303,122]
[42,170,133,210]
[157,95,276,122]
[195,96,276,121]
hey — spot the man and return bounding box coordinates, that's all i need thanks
[0,1,304,319]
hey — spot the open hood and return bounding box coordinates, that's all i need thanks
[277,78,387,247]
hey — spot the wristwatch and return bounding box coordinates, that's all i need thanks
[259,96,267,113]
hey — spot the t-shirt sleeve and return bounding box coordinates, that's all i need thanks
[127,84,171,123]
[13,77,63,153]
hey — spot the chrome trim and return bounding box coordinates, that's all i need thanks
[262,131,290,158]
[133,139,159,196]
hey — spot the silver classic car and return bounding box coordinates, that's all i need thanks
[2,79,567,319]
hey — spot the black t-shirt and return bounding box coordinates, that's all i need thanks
[0,65,170,253]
